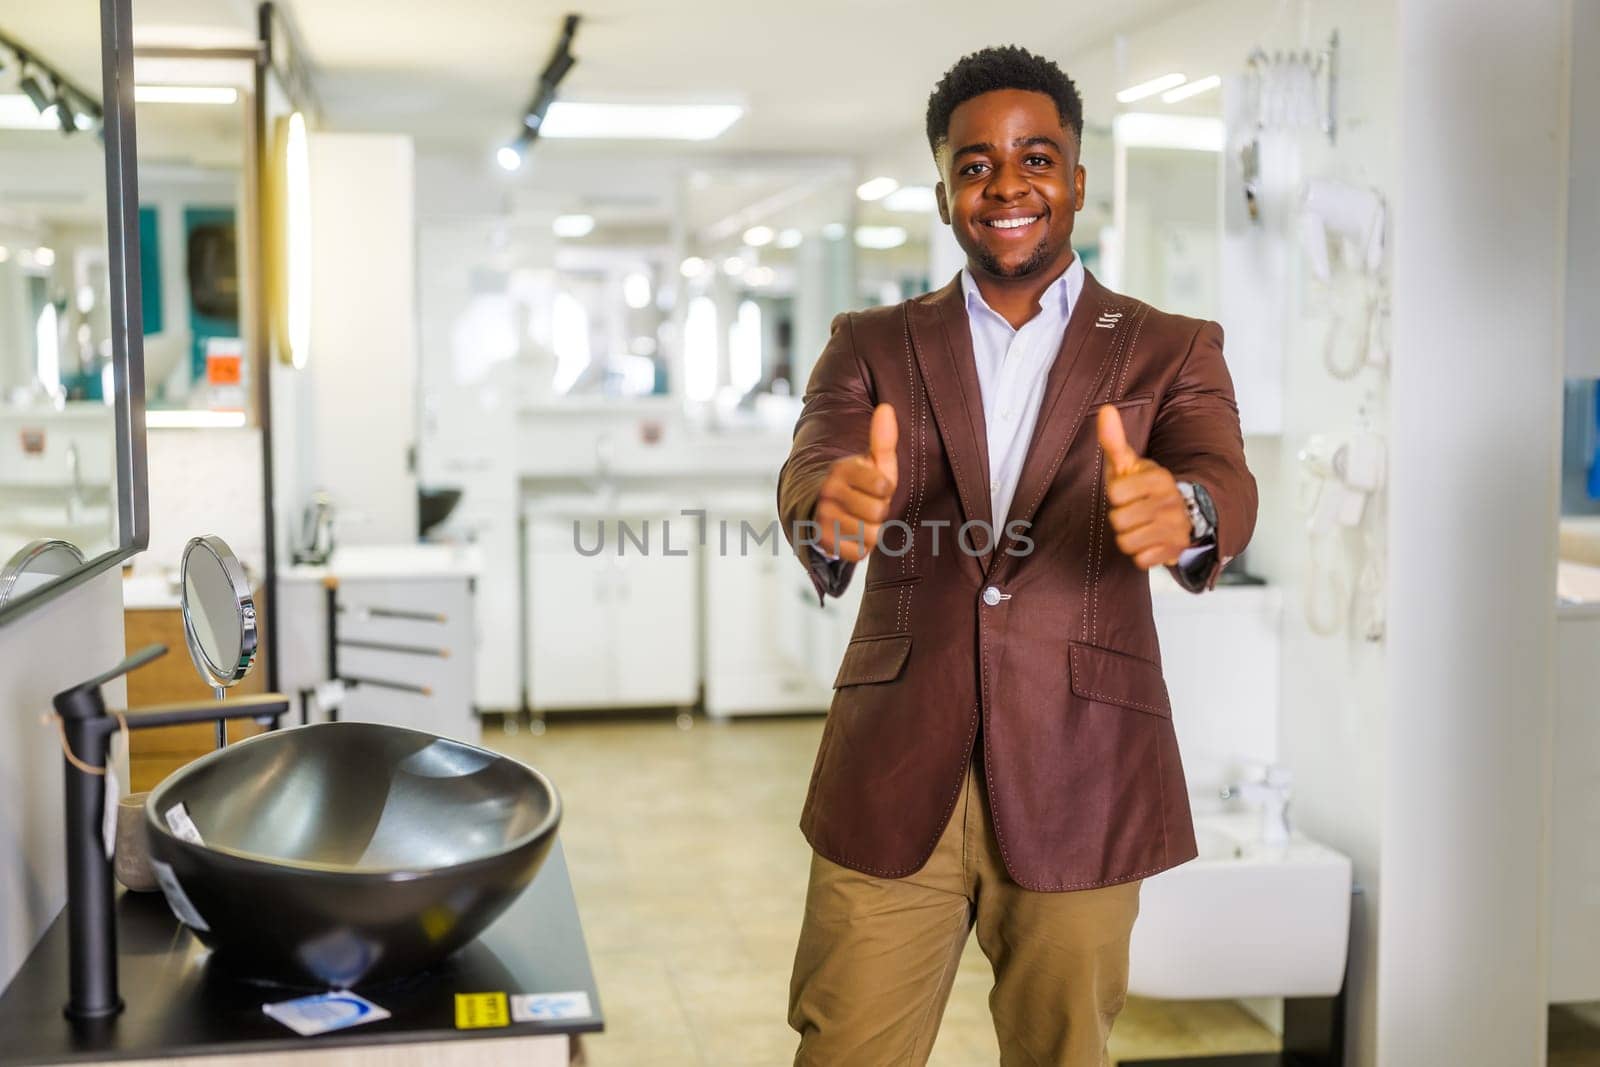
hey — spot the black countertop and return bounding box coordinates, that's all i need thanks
[0,841,602,1063]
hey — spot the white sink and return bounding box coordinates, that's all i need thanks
[1127,810,1352,999]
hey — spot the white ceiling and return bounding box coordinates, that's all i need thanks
[275,0,1193,166]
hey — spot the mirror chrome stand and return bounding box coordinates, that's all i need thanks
[52,645,289,1021]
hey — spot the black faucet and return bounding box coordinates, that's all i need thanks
[52,643,290,1021]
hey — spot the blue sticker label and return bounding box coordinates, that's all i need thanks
[263,992,392,1036]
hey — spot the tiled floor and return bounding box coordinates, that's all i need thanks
[489,713,1282,1066]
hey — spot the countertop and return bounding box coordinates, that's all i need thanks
[122,573,264,612]
[0,841,602,1064]
[283,543,483,583]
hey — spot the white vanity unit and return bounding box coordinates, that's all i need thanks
[700,491,861,717]
[524,495,699,712]
[514,404,863,718]
[276,544,480,743]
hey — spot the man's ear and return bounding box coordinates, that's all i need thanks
[935,181,951,226]
[1073,164,1086,212]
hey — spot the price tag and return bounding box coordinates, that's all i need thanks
[454,992,509,1029]
[511,991,593,1022]
[165,802,204,845]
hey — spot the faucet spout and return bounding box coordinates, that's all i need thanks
[1220,765,1294,848]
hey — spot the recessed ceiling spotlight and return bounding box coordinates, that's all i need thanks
[854,226,907,250]
[742,225,774,247]
[622,272,652,309]
[775,228,803,249]
[855,176,899,202]
[679,256,708,278]
[551,213,595,238]
[1161,74,1221,103]
[883,185,937,213]
[1116,73,1187,104]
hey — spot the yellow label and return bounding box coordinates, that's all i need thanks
[454,991,510,1029]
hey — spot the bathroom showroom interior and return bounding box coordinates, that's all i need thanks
[0,0,1596,1065]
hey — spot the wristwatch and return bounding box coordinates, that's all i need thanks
[1175,480,1217,544]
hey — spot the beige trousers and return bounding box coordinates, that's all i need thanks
[788,751,1142,1067]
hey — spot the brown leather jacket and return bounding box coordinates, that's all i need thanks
[777,269,1257,891]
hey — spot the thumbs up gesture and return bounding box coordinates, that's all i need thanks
[814,404,898,562]
[1098,404,1192,570]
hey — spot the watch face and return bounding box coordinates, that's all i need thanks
[1193,483,1218,527]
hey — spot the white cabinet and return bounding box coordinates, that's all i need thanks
[333,576,477,741]
[276,551,479,745]
[704,541,823,717]
[525,508,698,712]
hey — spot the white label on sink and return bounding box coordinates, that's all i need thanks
[264,992,392,1036]
[150,858,210,932]
[165,803,204,845]
[511,991,593,1023]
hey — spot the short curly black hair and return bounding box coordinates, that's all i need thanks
[925,46,1083,158]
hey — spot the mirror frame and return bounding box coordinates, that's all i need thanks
[178,535,256,689]
[0,0,150,626]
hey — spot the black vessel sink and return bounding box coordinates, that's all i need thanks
[144,722,560,989]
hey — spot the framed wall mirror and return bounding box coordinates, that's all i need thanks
[0,0,149,625]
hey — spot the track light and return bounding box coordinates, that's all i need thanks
[18,68,51,113]
[0,38,102,135]
[53,94,75,134]
[497,129,533,172]
[496,14,580,172]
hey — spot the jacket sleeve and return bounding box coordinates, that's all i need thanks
[776,312,875,602]
[1146,320,1258,593]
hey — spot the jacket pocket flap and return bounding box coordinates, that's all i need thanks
[833,635,912,688]
[1068,642,1171,718]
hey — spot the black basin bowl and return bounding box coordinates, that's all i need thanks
[145,722,560,990]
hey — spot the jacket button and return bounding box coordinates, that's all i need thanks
[982,586,1003,606]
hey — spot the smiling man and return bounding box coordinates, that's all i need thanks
[777,47,1257,1066]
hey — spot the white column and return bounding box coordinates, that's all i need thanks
[1380,2,1567,1064]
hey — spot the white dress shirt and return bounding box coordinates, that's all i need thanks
[962,257,1214,573]
[960,257,1084,528]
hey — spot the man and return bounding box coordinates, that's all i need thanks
[777,46,1257,1066]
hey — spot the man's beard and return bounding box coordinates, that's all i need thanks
[973,236,1055,279]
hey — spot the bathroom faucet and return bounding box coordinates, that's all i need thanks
[52,644,290,1021]
[1220,765,1294,848]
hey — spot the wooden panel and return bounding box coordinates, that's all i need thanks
[123,606,268,793]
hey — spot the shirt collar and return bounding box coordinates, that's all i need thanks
[960,252,1083,326]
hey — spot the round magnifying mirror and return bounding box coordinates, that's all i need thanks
[179,535,257,697]
[0,539,86,608]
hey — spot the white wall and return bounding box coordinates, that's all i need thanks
[0,569,126,988]
[1379,3,1568,1064]
[137,427,264,579]
[297,132,419,546]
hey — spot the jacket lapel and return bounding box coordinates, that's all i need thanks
[990,270,1134,569]
[906,275,993,572]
